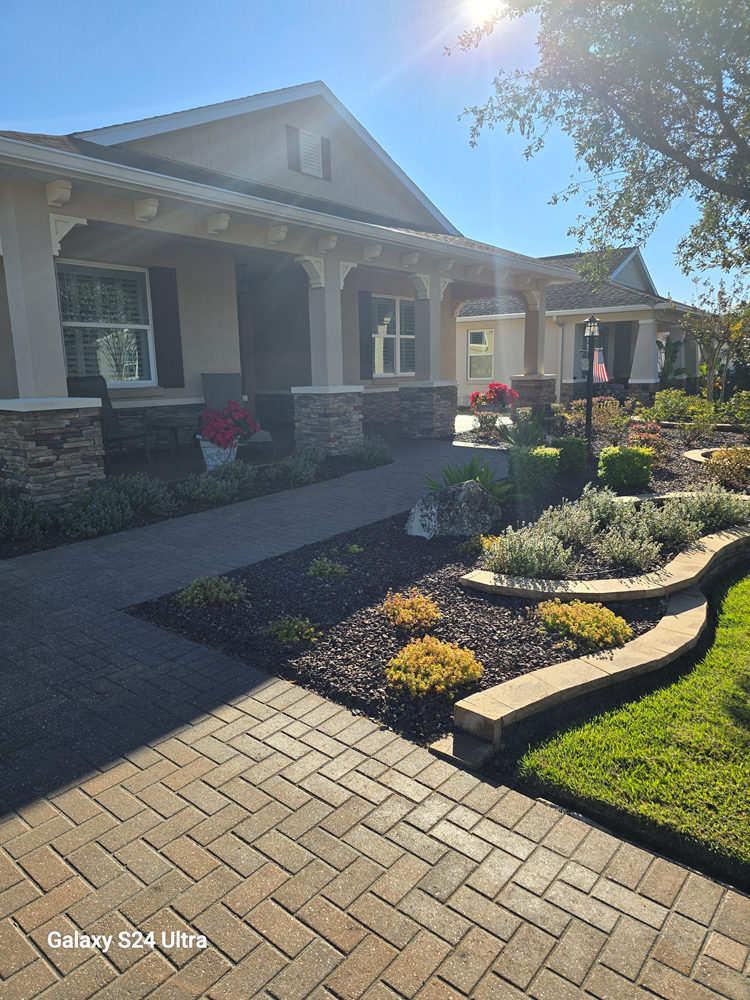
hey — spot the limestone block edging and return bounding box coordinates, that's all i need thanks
[684,446,750,463]
[460,525,750,602]
[451,587,707,748]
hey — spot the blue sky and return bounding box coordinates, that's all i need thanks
[1,0,710,300]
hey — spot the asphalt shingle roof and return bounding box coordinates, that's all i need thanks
[458,277,671,318]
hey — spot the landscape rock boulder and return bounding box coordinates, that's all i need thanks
[406,479,498,539]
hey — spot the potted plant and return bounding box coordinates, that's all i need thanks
[470,383,519,412]
[197,400,259,470]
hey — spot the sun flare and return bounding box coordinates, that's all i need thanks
[467,0,505,21]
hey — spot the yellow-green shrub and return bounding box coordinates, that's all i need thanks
[535,598,632,650]
[386,636,483,699]
[307,556,347,578]
[379,589,441,630]
[263,615,321,644]
[176,575,247,608]
[704,447,750,492]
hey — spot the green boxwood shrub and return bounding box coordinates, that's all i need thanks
[509,446,559,491]
[598,446,653,489]
[0,488,55,542]
[550,437,587,474]
[58,486,135,539]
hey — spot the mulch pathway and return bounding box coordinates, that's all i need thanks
[127,512,665,744]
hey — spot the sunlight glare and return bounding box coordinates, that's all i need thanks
[467,0,505,22]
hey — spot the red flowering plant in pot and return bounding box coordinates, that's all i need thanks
[470,383,519,410]
[197,400,260,469]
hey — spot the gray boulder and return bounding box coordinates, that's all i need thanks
[406,479,498,539]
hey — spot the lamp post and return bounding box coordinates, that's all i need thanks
[583,314,600,446]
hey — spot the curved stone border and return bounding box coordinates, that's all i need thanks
[460,526,750,602]
[451,587,707,748]
[684,446,750,463]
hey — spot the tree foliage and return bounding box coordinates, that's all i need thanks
[679,279,750,402]
[450,1,750,275]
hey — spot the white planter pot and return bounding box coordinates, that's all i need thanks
[197,435,237,470]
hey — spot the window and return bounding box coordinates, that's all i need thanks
[57,261,156,386]
[372,296,415,376]
[468,330,493,379]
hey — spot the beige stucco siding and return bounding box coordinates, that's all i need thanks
[0,261,18,398]
[60,226,241,404]
[123,96,439,230]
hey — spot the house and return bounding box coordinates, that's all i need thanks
[456,247,697,407]
[0,82,578,502]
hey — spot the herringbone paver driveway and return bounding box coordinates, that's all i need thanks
[1,439,748,1000]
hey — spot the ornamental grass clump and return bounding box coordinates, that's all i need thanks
[704,447,750,492]
[386,635,483,699]
[0,488,55,542]
[424,454,514,504]
[482,527,575,578]
[535,599,632,651]
[176,574,248,608]
[379,589,441,630]
[307,555,348,579]
[263,615,321,644]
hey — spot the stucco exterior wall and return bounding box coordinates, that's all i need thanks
[0,261,18,398]
[123,96,440,231]
[59,226,242,407]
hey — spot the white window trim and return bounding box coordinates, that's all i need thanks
[372,295,416,378]
[467,329,494,381]
[57,258,159,389]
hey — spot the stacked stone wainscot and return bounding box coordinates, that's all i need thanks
[399,382,457,439]
[292,387,364,455]
[0,399,105,503]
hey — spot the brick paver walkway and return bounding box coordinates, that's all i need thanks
[1,439,748,1000]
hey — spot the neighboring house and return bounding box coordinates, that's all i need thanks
[0,81,578,502]
[456,247,696,407]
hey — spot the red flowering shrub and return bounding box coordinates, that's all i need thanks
[470,383,519,409]
[199,400,260,449]
[627,420,671,466]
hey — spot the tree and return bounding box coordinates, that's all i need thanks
[679,279,750,403]
[450,1,750,276]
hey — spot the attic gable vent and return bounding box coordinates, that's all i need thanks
[287,125,331,181]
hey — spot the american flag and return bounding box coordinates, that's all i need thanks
[592,347,609,383]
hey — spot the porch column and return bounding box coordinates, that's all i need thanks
[0,178,68,398]
[670,323,688,387]
[292,252,363,454]
[630,318,660,404]
[511,285,556,411]
[400,274,457,438]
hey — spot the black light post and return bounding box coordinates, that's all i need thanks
[583,314,600,447]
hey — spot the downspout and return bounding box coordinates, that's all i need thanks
[552,314,564,403]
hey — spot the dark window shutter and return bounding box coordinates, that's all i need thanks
[359,290,373,380]
[321,137,331,181]
[148,266,184,388]
[286,125,300,172]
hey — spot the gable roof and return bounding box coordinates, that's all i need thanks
[70,82,460,236]
[458,277,672,319]
[538,247,658,296]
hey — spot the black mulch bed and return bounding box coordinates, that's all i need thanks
[127,511,666,745]
[0,454,390,561]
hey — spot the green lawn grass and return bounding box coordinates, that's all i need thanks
[517,570,750,886]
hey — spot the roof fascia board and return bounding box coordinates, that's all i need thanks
[0,135,577,281]
[72,82,461,237]
[457,302,672,321]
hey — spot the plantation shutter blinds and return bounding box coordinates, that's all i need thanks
[359,290,374,380]
[148,267,185,388]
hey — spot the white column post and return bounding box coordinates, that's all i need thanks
[0,178,68,398]
[631,318,660,384]
[296,252,344,387]
[522,285,547,375]
[412,274,442,381]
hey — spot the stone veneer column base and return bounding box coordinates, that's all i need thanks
[292,386,364,455]
[510,375,557,412]
[399,382,457,439]
[627,381,659,406]
[0,399,106,504]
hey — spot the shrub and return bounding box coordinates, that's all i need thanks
[496,409,545,448]
[650,388,697,422]
[704,447,750,492]
[177,461,257,503]
[550,437,587,474]
[475,412,498,435]
[176,575,248,608]
[722,389,750,425]
[535,598,632,650]
[570,397,630,444]
[677,408,715,446]
[424,454,513,504]
[627,421,671,466]
[348,435,392,468]
[380,589,441,630]
[345,544,364,554]
[482,527,575,578]
[642,499,701,549]
[595,517,663,571]
[386,635,483,699]
[0,488,55,542]
[678,484,750,531]
[263,615,321,644]
[58,486,134,539]
[598,446,653,489]
[267,445,325,486]
[107,473,175,515]
[307,555,347,579]
[508,446,559,491]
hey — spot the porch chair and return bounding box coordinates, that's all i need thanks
[66,375,151,465]
[201,373,275,456]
